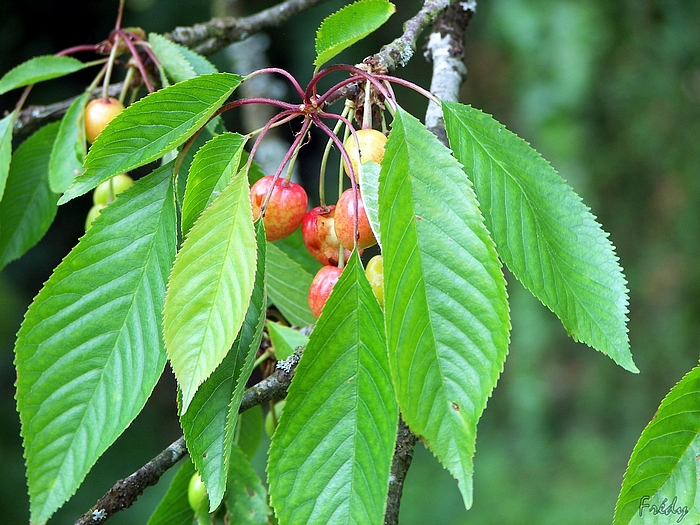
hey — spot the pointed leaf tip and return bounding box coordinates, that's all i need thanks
[442,100,635,373]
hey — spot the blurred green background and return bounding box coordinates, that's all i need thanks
[1,0,699,523]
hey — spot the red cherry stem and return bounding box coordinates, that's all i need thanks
[259,116,313,216]
[306,64,379,102]
[56,44,103,56]
[312,114,361,250]
[317,102,352,208]
[312,68,394,110]
[245,67,306,100]
[220,97,299,113]
[243,109,299,176]
[112,29,156,93]
[373,73,440,105]
[115,0,125,30]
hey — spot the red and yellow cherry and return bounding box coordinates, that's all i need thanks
[187,472,207,511]
[365,254,384,307]
[333,188,377,250]
[250,175,308,242]
[93,173,134,205]
[84,97,125,143]
[308,265,343,318]
[343,128,387,182]
[264,399,286,438]
[301,205,352,266]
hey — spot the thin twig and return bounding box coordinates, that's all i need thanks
[167,0,327,56]
[384,417,419,525]
[11,0,324,137]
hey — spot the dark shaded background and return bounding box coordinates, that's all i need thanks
[1,0,699,523]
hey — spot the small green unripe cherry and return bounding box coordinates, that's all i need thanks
[93,173,134,205]
[187,472,207,511]
[264,399,286,438]
[85,203,106,231]
[84,97,125,143]
[365,254,384,307]
[343,128,387,182]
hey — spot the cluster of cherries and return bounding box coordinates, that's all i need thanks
[250,127,387,319]
[81,96,385,319]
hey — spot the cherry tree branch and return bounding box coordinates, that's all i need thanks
[383,417,419,525]
[376,0,452,71]
[424,1,475,143]
[322,0,455,107]
[11,0,325,137]
[73,351,302,525]
[166,0,326,56]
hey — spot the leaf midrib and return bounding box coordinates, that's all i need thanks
[30,204,167,516]
[464,121,621,345]
[180,179,251,399]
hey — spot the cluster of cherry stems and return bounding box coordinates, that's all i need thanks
[73,24,439,319]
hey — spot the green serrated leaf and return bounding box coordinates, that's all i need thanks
[14,164,177,525]
[314,0,396,70]
[225,443,272,525]
[181,132,248,238]
[0,122,59,272]
[180,220,267,510]
[0,110,16,201]
[147,458,197,525]
[0,55,87,96]
[164,169,256,414]
[268,251,398,525]
[442,100,636,373]
[380,108,510,509]
[49,92,87,193]
[613,365,700,525]
[149,32,218,83]
[146,35,224,138]
[266,230,321,327]
[267,321,309,361]
[59,72,242,204]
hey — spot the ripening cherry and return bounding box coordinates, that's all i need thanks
[308,265,343,318]
[250,175,308,241]
[301,205,352,266]
[333,188,377,250]
[84,97,125,143]
[365,254,384,307]
[343,128,387,182]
